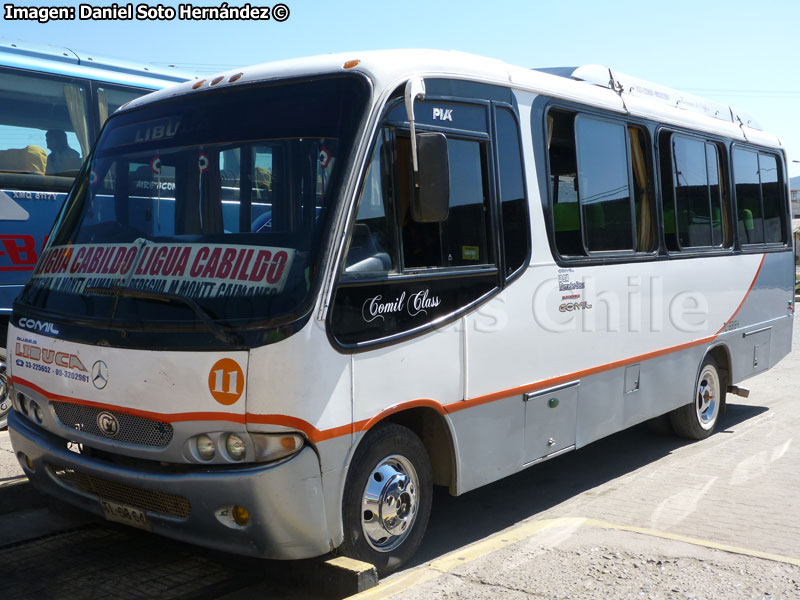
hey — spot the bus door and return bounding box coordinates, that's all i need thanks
[332,95,502,428]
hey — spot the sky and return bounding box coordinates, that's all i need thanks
[4,0,800,177]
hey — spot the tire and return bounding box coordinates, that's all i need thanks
[646,413,674,436]
[339,423,432,577]
[670,356,725,440]
[0,351,9,430]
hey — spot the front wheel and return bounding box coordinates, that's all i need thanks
[339,423,432,576]
[670,356,724,440]
[0,351,9,429]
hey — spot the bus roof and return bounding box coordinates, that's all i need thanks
[119,49,781,149]
[0,37,193,89]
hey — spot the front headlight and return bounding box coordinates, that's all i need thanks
[251,433,303,462]
[225,433,247,460]
[196,434,216,460]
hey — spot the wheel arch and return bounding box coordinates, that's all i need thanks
[355,403,458,494]
[706,343,732,389]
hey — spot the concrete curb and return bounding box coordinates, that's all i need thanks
[320,557,379,597]
[216,555,378,599]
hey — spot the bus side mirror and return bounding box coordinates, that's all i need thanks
[411,132,449,223]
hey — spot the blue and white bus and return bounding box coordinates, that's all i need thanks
[0,38,190,426]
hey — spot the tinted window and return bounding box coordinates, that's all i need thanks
[496,108,528,275]
[548,110,654,257]
[707,144,724,246]
[734,148,764,244]
[344,127,492,274]
[759,154,783,243]
[662,135,729,250]
[576,117,632,251]
[97,85,148,128]
[0,68,88,191]
[401,135,490,269]
[673,136,711,247]
[343,131,397,276]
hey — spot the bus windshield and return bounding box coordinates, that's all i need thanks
[17,75,368,336]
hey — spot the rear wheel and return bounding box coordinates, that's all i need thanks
[339,423,432,576]
[670,356,724,440]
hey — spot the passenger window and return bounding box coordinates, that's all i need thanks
[759,154,784,243]
[411,136,490,269]
[343,131,397,276]
[96,85,145,128]
[0,68,88,191]
[548,110,654,257]
[576,117,632,252]
[661,134,729,249]
[343,128,492,275]
[496,108,529,275]
[732,148,786,245]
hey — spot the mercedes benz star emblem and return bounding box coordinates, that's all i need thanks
[92,360,109,390]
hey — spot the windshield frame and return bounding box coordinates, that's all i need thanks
[14,72,373,350]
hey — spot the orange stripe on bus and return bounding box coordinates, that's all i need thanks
[716,253,765,335]
[10,376,246,424]
[447,252,765,414]
[9,254,766,442]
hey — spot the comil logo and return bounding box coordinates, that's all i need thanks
[208,358,244,405]
[18,318,60,335]
[96,411,120,438]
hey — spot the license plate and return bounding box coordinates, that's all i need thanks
[100,500,152,531]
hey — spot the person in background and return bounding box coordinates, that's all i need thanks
[45,129,81,175]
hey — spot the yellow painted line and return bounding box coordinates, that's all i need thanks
[346,519,584,599]
[582,518,800,567]
[345,516,800,599]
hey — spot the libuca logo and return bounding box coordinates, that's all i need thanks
[362,290,441,323]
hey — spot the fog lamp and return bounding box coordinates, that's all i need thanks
[19,452,34,471]
[232,505,250,526]
[196,434,216,460]
[226,434,246,460]
[17,393,28,415]
[30,401,43,423]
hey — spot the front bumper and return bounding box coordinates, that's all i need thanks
[9,410,332,560]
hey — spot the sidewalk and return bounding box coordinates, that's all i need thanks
[353,519,800,600]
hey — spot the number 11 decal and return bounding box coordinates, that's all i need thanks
[208,358,245,405]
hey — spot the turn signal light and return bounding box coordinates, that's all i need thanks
[232,505,250,526]
[251,433,303,463]
[342,59,360,69]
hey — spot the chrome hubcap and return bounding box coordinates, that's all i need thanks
[361,454,419,552]
[696,367,720,430]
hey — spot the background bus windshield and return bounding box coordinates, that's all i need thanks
[17,75,368,336]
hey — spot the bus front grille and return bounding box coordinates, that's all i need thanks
[50,466,191,518]
[52,401,174,448]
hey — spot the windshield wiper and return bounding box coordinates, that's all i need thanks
[85,286,242,346]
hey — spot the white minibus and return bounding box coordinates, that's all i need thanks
[8,51,793,575]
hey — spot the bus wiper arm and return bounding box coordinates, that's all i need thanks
[85,286,243,346]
